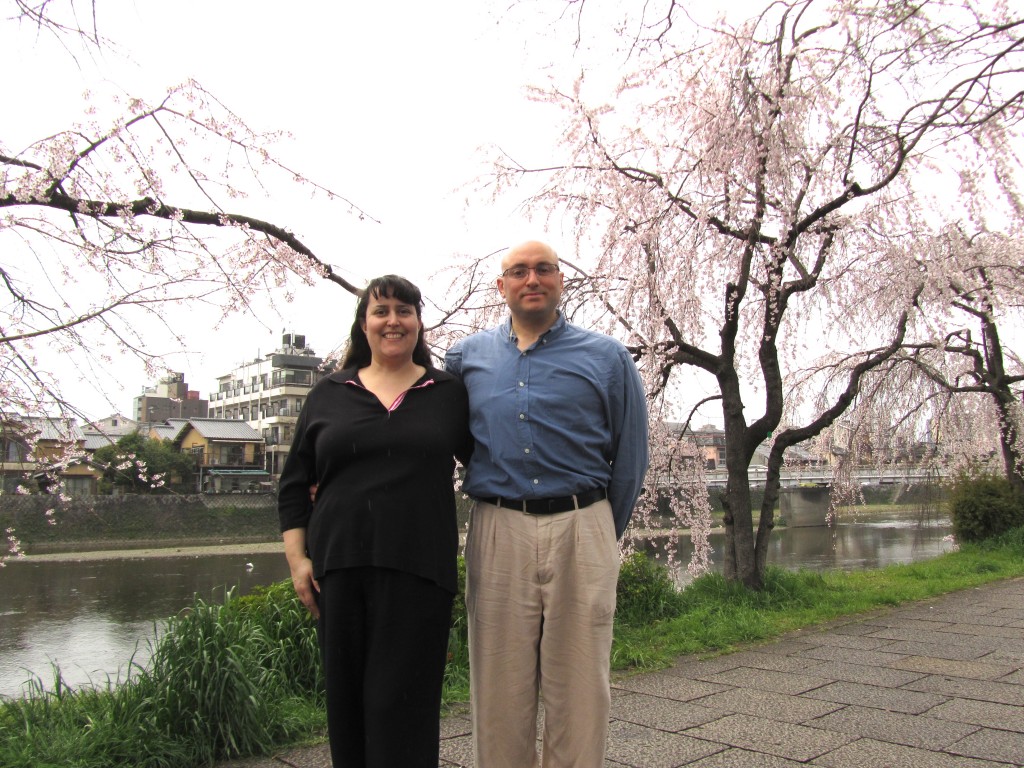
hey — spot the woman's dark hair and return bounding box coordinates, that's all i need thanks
[340,274,432,369]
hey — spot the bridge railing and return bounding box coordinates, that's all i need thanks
[697,466,945,488]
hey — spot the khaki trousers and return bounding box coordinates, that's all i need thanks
[466,499,620,768]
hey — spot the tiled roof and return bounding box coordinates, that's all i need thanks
[183,418,262,442]
[83,433,117,451]
[2,416,84,442]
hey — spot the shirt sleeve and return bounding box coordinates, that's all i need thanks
[608,347,650,538]
[277,395,316,533]
[443,343,463,378]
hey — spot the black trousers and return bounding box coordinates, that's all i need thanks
[318,567,454,768]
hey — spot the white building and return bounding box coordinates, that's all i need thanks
[207,332,326,480]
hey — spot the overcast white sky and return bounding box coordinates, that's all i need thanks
[2,0,595,419]
[3,0,756,425]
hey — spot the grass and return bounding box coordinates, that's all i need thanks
[611,526,1024,670]
[1,527,1022,767]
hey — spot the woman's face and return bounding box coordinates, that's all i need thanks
[360,292,422,364]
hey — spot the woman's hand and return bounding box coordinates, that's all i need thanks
[289,556,321,618]
[282,528,320,618]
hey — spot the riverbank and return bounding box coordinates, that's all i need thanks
[15,540,285,563]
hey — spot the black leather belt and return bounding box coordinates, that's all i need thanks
[476,487,607,515]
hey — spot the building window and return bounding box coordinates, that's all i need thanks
[1,437,29,463]
[63,476,93,497]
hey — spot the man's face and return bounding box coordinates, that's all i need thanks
[497,243,564,322]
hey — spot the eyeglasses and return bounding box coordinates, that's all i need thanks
[500,263,560,280]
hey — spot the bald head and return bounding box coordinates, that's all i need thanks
[501,240,559,272]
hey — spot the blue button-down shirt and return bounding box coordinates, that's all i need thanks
[445,313,649,538]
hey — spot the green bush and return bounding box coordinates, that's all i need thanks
[948,473,1024,543]
[615,552,684,625]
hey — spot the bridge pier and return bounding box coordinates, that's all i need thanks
[779,485,831,528]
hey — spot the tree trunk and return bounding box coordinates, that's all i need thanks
[719,383,763,590]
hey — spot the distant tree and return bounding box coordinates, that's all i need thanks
[890,230,1024,495]
[92,431,196,493]
[463,0,1024,588]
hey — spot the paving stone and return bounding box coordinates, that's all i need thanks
[794,659,925,688]
[875,640,996,661]
[438,734,474,767]
[903,673,1024,705]
[690,649,828,674]
[802,680,948,714]
[858,616,955,632]
[612,670,729,702]
[684,747,808,766]
[917,612,1020,628]
[662,655,745,677]
[935,623,1024,640]
[981,646,1024,665]
[603,720,725,768]
[867,626,1003,648]
[820,621,884,636]
[987,608,1024,622]
[273,744,332,768]
[891,655,1018,680]
[609,691,721,732]
[928,697,1024,732]
[798,631,892,650]
[946,727,1024,764]
[698,666,830,695]
[440,714,472,738]
[807,704,978,749]
[751,637,822,655]
[1000,668,1024,685]
[811,737,1007,767]
[795,645,910,667]
[695,686,842,724]
[684,713,853,762]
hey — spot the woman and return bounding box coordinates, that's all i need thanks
[278,275,471,767]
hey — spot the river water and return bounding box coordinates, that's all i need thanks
[0,508,954,699]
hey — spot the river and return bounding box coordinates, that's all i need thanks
[0,508,954,699]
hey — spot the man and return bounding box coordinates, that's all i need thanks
[445,240,649,767]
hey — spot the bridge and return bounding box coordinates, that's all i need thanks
[703,466,944,489]
[699,466,945,527]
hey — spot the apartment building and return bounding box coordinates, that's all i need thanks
[207,332,326,479]
[133,372,208,424]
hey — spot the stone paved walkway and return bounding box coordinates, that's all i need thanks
[221,577,1024,767]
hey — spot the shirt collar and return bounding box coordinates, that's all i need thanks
[504,311,567,347]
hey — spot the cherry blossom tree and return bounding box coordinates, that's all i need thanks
[1,7,368,412]
[1,1,367,560]
[891,229,1024,494]
[474,0,1024,588]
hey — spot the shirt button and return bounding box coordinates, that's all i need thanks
[532,478,540,485]
[524,448,531,454]
[519,413,526,420]
[518,381,525,387]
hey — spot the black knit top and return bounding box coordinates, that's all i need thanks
[278,366,472,593]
